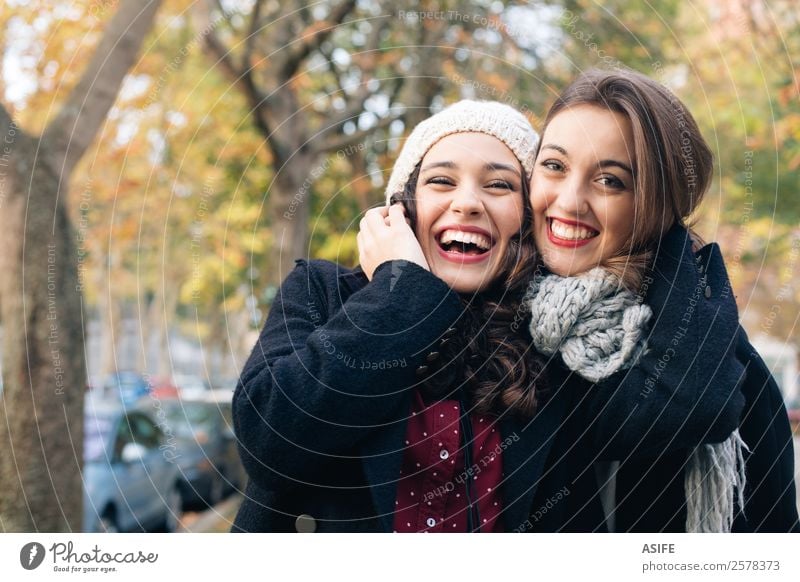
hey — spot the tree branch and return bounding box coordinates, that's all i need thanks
[319,16,399,141]
[197,6,277,147]
[42,0,163,179]
[242,0,265,70]
[281,0,357,80]
[313,113,400,155]
[0,102,15,137]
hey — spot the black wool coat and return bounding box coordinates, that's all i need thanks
[230,259,607,532]
[231,225,777,533]
[565,225,799,533]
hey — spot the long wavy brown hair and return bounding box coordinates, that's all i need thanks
[391,165,548,419]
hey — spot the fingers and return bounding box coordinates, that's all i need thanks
[387,203,407,229]
[356,230,373,280]
[360,206,394,237]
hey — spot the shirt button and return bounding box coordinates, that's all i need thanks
[440,449,449,460]
[426,517,436,527]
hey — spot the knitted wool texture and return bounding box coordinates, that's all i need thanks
[384,100,539,204]
[525,267,652,382]
[525,267,747,533]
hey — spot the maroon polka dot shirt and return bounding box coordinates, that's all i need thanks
[393,390,504,532]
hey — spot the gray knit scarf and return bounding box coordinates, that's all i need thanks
[525,267,748,533]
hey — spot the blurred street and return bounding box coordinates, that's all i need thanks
[179,494,242,533]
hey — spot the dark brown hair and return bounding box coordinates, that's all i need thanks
[391,165,548,418]
[542,68,713,288]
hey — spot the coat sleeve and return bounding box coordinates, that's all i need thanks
[232,259,463,492]
[734,328,800,532]
[573,226,747,460]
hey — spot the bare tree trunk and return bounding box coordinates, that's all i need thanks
[0,0,162,532]
[270,149,316,281]
[0,131,86,531]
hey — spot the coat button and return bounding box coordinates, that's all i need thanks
[416,365,429,377]
[443,327,457,338]
[439,337,451,348]
[704,286,712,298]
[426,351,440,362]
[295,514,316,533]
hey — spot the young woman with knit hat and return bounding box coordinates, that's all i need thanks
[230,100,592,532]
[522,68,799,532]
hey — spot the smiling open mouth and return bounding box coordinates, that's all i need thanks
[437,229,492,255]
[547,218,599,247]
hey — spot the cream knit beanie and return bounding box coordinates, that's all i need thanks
[384,100,539,204]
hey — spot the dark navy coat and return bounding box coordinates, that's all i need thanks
[567,225,799,532]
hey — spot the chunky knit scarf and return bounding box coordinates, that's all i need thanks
[525,267,747,533]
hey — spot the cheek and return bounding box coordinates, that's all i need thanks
[604,200,636,244]
[413,196,440,240]
[529,184,549,216]
[492,197,526,241]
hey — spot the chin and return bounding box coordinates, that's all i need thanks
[547,259,594,277]
[450,280,487,294]
[432,267,497,294]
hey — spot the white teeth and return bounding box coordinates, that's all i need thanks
[439,229,491,250]
[549,219,597,241]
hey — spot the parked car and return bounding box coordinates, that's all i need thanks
[82,396,183,532]
[101,371,151,405]
[159,398,243,509]
[173,374,212,400]
[787,397,800,432]
[202,391,246,495]
[150,375,181,400]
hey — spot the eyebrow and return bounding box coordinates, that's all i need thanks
[540,143,633,175]
[484,162,521,176]
[420,161,521,177]
[420,161,457,172]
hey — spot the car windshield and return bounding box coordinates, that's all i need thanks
[84,415,115,462]
[161,402,215,438]
[175,376,209,392]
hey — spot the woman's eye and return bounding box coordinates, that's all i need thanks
[540,159,564,172]
[426,177,455,186]
[486,181,513,190]
[597,175,626,190]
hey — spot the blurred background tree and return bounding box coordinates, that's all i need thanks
[0,0,163,532]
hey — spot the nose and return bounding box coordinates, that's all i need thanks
[449,183,483,216]
[550,176,590,217]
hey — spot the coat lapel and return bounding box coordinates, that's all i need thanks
[500,382,571,532]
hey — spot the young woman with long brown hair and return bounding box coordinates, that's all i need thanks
[231,100,558,532]
[523,68,798,532]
